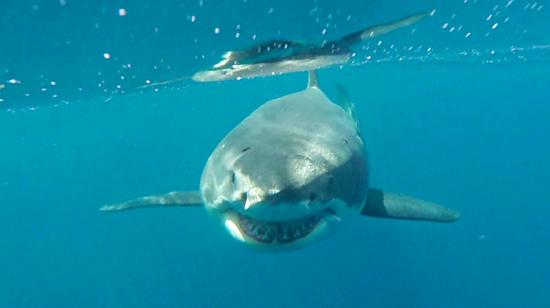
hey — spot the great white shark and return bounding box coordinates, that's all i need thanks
[101,71,459,250]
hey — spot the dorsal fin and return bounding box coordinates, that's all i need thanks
[308,70,319,88]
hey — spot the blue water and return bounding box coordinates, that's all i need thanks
[1,1,549,307]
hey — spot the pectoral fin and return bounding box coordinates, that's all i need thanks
[361,188,460,222]
[100,191,202,212]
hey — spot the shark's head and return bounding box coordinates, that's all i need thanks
[200,144,366,250]
[199,86,368,250]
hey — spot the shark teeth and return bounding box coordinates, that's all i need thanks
[235,211,323,244]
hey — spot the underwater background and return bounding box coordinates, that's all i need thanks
[0,0,549,307]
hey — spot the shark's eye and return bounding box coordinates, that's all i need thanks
[241,146,251,153]
[231,172,236,184]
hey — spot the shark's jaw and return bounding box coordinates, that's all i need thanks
[209,199,351,250]
[223,209,328,245]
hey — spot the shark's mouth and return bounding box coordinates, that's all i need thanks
[222,208,338,246]
[237,212,322,244]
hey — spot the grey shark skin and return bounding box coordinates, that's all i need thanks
[101,71,459,250]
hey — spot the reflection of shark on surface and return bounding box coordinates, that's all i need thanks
[192,11,432,82]
[139,11,431,88]
[102,71,459,251]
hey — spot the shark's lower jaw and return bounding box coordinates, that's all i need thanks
[222,209,337,248]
